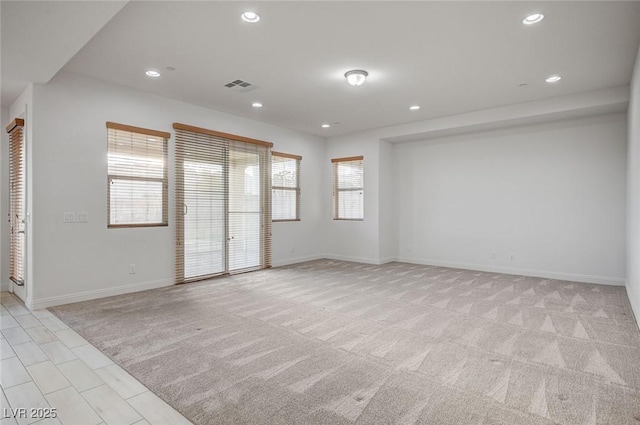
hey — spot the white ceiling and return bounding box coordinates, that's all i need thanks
[0,1,127,107]
[4,2,640,137]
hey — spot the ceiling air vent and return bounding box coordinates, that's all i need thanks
[224,79,257,92]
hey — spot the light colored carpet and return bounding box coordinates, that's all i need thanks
[50,260,640,425]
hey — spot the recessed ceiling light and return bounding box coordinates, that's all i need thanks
[409,105,420,111]
[321,124,330,128]
[545,75,562,83]
[523,13,544,25]
[145,70,160,78]
[252,102,263,108]
[241,11,260,23]
[345,70,368,87]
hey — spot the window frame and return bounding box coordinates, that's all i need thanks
[106,122,170,228]
[332,155,364,221]
[271,151,301,222]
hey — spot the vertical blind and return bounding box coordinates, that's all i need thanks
[332,156,364,220]
[107,122,169,227]
[272,152,301,221]
[6,118,25,285]
[174,123,272,284]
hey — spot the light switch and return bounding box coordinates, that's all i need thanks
[77,212,88,223]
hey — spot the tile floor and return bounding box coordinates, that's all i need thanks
[0,292,193,425]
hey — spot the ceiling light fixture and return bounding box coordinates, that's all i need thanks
[545,75,562,83]
[523,13,544,25]
[409,105,420,111]
[241,11,260,23]
[345,70,368,87]
[321,124,331,128]
[252,102,263,108]
[145,70,160,78]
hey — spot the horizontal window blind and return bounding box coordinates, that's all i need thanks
[6,118,25,285]
[106,122,169,228]
[173,123,272,284]
[332,156,364,220]
[272,152,301,221]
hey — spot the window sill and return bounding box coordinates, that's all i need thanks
[108,223,169,229]
[272,219,301,222]
[333,218,364,221]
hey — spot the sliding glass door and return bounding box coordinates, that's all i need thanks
[174,124,271,284]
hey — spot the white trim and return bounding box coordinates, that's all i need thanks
[271,254,326,268]
[28,279,174,310]
[378,257,398,265]
[395,257,625,286]
[322,254,381,265]
[1,282,12,292]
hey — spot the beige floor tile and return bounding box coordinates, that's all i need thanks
[82,385,142,425]
[14,316,41,330]
[30,419,61,425]
[12,342,48,367]
[1,328,31,346]
[38,342,77,365]
[71,345,112,370]
[132,421,151,425]
[26,361,71,395]
[37,318,68,333]
[0,416,18,425]
[57,360,104,392]
[0,357,32,388]
[1,305,11,316]
[94,365,147,400]
[1,316,20,330]
[30,311,54,320]
[4,304,30,317]
[127,392,193,425]
[54,329,88,349]
[45,387,102,425]
[24,328,57,345]
[4,382,49,425]
[1,339,16,359]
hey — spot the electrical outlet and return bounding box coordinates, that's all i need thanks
[509,253,516,261]
[490,251,497,259]
[129,264,136,274]
[63,212,76,223]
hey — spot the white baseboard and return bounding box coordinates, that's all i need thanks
[322,254,382,265]
[1,282,12,292]
[29,279,174,310]
[271,254,326,268]
[395,257,625,286]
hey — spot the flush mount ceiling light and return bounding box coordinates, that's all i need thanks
[241,11,260,23]
[409,105,420,111]
[523,13,544,25]
[252,102,263,108]
[545,75,562,83]
[345,70,368,87]
[321,124,331,128]
[145,70,160,78]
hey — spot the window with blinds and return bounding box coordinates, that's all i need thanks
[332,156,364,220]
[6,118,25,285]
[173,123,272,284]
[272,152,301,221]
[106,122,169,228]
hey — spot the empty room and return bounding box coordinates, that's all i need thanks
[2,1,640,424]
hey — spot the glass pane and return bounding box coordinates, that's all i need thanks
[272,189,297,220]
[110,179,163,224]
[184,159,225,278]
[338,189,364,220]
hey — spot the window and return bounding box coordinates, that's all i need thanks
[272,152,301,221]
[107,122,169,227]
[332,156,364,220]
[6,118,25,285]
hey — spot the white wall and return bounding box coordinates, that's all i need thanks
[378,140,396,262]
[26,71,325,308]
[395,113,627,284]
[627,45,640,320]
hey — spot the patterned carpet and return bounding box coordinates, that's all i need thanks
[50,260,640,425]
